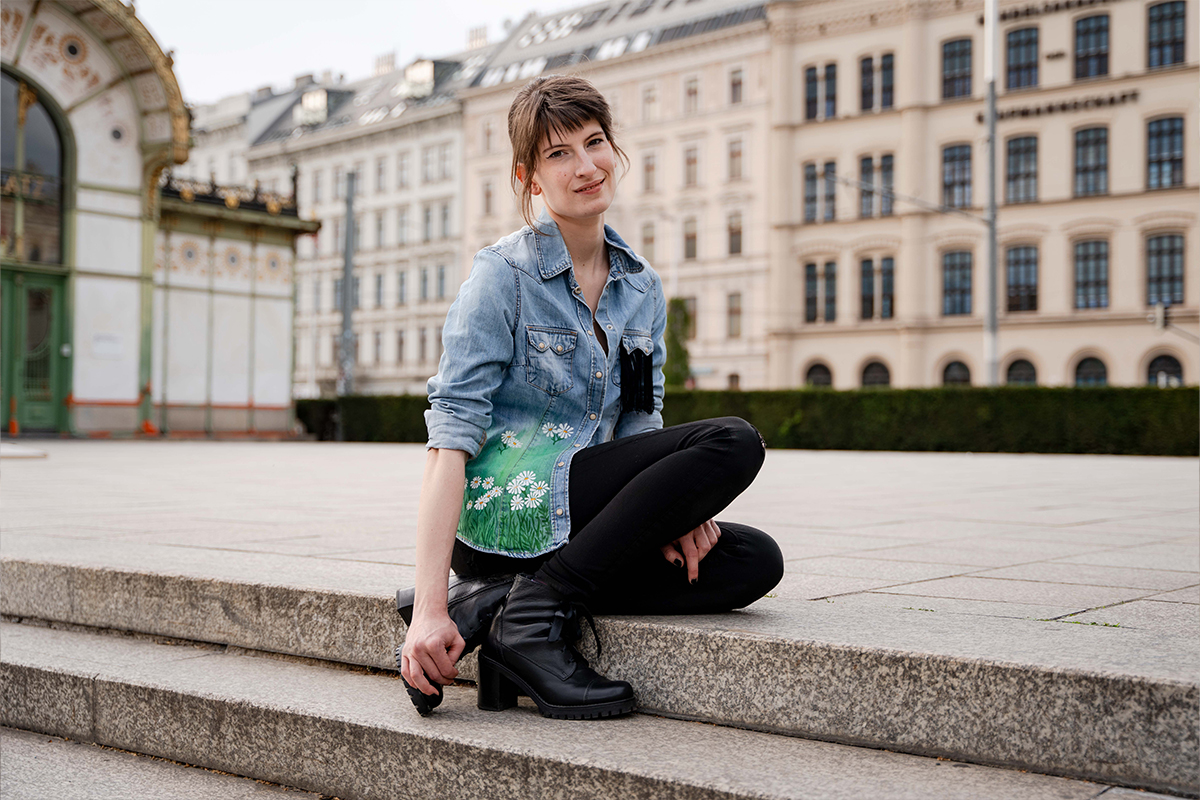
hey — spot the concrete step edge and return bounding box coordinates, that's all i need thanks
[1,557,1197,795]
[2,621,1187,800]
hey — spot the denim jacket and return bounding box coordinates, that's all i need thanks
[426,209,666,557]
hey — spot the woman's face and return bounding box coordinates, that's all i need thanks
[528,121,616,223]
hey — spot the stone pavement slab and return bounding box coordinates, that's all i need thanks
[0,727,322,800]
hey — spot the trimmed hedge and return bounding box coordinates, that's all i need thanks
[297,386,1199,456]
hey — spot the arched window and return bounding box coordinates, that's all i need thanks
[1,72,64,264]
[1075,357,1107,387]
[862,361,890,388]
[1147,355,1183,387]
[806,363,832,387]
[1006,359,1037,386]
[943,361,971,386]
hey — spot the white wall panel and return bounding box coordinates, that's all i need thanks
[69,83,141,190]
[212,238,251,295]
[211,294,250,404]
[73,276,140,401]
[165,289,208,404]
[254,297,292,406]
[76,211,140,276]
[18,4,121,110]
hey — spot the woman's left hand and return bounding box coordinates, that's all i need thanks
[660,519,721,584]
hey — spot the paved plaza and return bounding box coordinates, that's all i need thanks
[3,440,1197,632]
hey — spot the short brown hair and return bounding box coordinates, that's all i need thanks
[507,75,629,232]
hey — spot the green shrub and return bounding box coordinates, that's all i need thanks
[298,387,1198,456]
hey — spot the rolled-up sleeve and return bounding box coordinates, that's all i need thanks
[614,274,666,439]
[425,250,516,457]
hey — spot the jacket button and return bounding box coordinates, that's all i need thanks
[589,413,597,420]
[556,344,563,352]
[595,371,602,378]
[557,461,564,467]
[556,508,564,516]
[606,324,613,330]
[573,287,581,294]
[538,342,546,350]
[574,443,582,447]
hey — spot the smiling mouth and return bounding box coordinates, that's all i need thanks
[575,178,604,193]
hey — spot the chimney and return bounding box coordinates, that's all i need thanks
[374,52,396,76]
[320,70,333,85]
[255,85,273,100]
[468,26,488,49]
[293,73,314,90]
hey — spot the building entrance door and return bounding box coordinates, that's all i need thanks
[1,270,66,434]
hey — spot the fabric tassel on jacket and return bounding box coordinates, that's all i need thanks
[620,345,654,414]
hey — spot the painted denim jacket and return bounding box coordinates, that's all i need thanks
[425,209,666,557]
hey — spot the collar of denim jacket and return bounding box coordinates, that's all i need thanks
[533,207,646,283]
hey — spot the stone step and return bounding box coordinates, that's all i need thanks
[1,622,1184,800]
[1,539,1197,796]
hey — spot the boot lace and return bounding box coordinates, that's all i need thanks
[547,600,602,662]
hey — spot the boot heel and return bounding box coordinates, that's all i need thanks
[477,657,518,712]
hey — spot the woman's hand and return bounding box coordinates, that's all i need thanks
[660,519,721,584]
[400,611,466,696]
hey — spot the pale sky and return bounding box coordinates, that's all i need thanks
[134,0,574,107]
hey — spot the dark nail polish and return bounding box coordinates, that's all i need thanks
[674,559,683,568]
[690,578,697,585]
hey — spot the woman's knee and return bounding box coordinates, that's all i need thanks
[712,417,766,476]
[720,523,784,608]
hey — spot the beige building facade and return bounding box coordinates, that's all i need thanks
[766,0,1198,389]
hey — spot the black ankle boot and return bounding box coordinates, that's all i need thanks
[394,573,514,716]
[477,575,636,720]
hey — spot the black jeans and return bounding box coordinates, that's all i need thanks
[451,417,784,615]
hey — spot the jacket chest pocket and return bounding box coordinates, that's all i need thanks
[526,326,577,395]
[611,331,653,387]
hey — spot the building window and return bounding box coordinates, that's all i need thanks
[880,154,894,216]
[942,145,972,208]
[419,328,428,363]
[728,139,743,181]
[683,216,697,260]
[420,267,429,301]
[643,153,656,192]
[313,277,321,312]
[482,120,493,153]
[1074,240,1109,309]
[642,221,655,263]
[727,292,742,338]
[438,143,452,181]
[862,362,890,388]
[727,213,743,256]
[312,170,322,203]
[396,330,405,364]
[2,73,65,264]
[823,261,837,322]
[943,251,972,315]
[881,257,894,319]
[860,156,874,218]
[396,153,409,189]
[861,258,875,319]
[1148,117,1184,190]
[333,218,344,253]
[1006,136,1037,204]
[1147,355,1183,387]
[374,330,382,363]
[374,273,383,308]
[421,147,435,184]
[860,57,874,112]
[943,39,972,99]
[376,157,386,193]
[1006,27,1039,89]
[823,161,836,221]
[482,181,493,216]
[726,373,740,390]
[440,203,451,239]
[684,77,699,115]
[1075,357,1107,386]
[682,296,697,339]
[1006,359,1037,386]
[805,262,818,322]
[1006,245,1038,312]
[422,206,433,242]
[804,163,818,223]
[642,85,657,122]
[684,146,698,187]
[805,67,819,119]
[437,265,446,300]
[1147,234,1185,306]
[375,212,385,249]
[334,165,344,199]
[1075,15,1109,79]
[730,68,743,105]
[1149,2,1186,69]
[397,207,408,245]
[333,277,360,311]
[943,361,971,386]
[824,63,837,118]
[880,54,894,109]
[1074,127,1108,196]
[353,214,362,252]
[398,270,407,305]
[806,363,832,387]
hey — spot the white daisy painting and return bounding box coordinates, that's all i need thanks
[499,430,522,450]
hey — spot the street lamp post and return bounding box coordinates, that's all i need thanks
[984,0,999,386]
[336,171,357,440]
